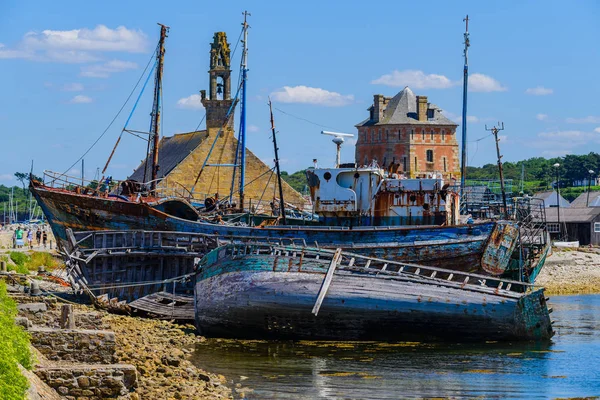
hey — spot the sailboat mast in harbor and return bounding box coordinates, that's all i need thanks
[460,15,470,192]
[148,23,169,194]
[269,98,287,225]
[238,11,250,208]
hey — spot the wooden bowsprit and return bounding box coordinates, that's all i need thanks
[312,248,343,316]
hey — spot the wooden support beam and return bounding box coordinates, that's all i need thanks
[312,248,342,317]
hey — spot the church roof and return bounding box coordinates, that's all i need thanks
[129,131,207,182]
[356,87,457,127]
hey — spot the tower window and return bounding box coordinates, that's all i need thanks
[378,129,382,141]
[385,129,389,140]
[371,129,375,142]
[442,130,445,141]
[398,130,402,141]
[443,157,447,172]
[403,156,407,171]
[427,109,435,119]
[426,150,434,163]
[422,130,425,141]
[411,129,414,140]
[430,130,434,140]
[414,156,418,171]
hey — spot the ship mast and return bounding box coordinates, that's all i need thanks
[149,23,169,194]
[269,98,287,225]
[238,11,250,209]
[460,15,470,193]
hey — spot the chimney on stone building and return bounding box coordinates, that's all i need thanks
[417,96,428,122]
[373,94,386,123]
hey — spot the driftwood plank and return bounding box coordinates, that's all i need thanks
[312,248,342,316]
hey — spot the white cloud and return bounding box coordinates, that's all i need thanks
[0,26,147,63]
[566,116,600,124]
[469,73,507,92]
[595,127,600,133]
[466,116,479,123]
[69,95,93,104]
[62,83,84,92]
[0,43,34,59]
[248,125,260,133]
[0,173,14,181]
[371,70,455,89]
[536,113,548,121]
[80,60,138,78]
[270,85,354,107]
[535,130,600,151]
[23,25,147,53]
[498,135,508,143]
[525,86,553,96]
[176,94,204,110]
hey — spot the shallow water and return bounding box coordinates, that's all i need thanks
[191,294,600,399]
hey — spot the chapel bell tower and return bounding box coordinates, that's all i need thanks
[200,32,234,131]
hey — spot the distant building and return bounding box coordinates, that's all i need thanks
[570,191,600,208]
[545,207,600,245]
[573,177,600,187]
[130,32,306,209]
[355,87,459,179]
[533,190,570,208]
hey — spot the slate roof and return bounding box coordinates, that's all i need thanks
[533,190,571,208]
[545,207,600,223]
[129,131,207,182]
[570,192,600,208]
[356,87,457,127]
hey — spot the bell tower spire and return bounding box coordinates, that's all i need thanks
[200,32,234,131]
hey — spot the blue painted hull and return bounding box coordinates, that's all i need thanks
[32,183,497,273]
[194,247,554,341]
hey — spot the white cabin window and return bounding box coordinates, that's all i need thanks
[595,222,600,233]
[547,223,560,233]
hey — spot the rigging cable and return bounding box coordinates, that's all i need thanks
[273,106,343,131]
[55,45,159,183]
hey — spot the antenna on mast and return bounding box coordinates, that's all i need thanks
[460,15,470,195]
[321,131,354,168]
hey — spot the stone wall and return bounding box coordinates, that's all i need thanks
[35,364,137,399]
[29,327,115,364]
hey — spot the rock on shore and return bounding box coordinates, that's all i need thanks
[104,315,232,400]
[536,248,600,295]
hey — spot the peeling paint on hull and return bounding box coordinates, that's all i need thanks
[194,248,554,342]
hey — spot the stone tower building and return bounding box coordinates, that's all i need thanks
[200,32,234,131]
[355,87,460,179]
[129,32,306,209]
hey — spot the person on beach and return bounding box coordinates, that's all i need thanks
[36,229,42,246]
[15,227,24,248]
[27,229,33,249]
[42,230,48,249]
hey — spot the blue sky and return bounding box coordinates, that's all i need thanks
[1,0,599,186]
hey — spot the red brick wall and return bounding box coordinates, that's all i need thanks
[356,124,460,178]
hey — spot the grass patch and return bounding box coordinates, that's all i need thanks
[8,252,60,274]
[0,281,32,399]
[7,253,29,275]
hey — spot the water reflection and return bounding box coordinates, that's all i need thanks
[191,295,600,399]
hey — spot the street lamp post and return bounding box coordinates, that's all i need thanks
[553,163,561,241]
[587,170,595,207]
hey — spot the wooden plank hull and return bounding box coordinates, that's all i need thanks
[32,183,497,273]
[194,247,554,342]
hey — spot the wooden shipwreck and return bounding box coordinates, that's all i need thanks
[194,243,554,341]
